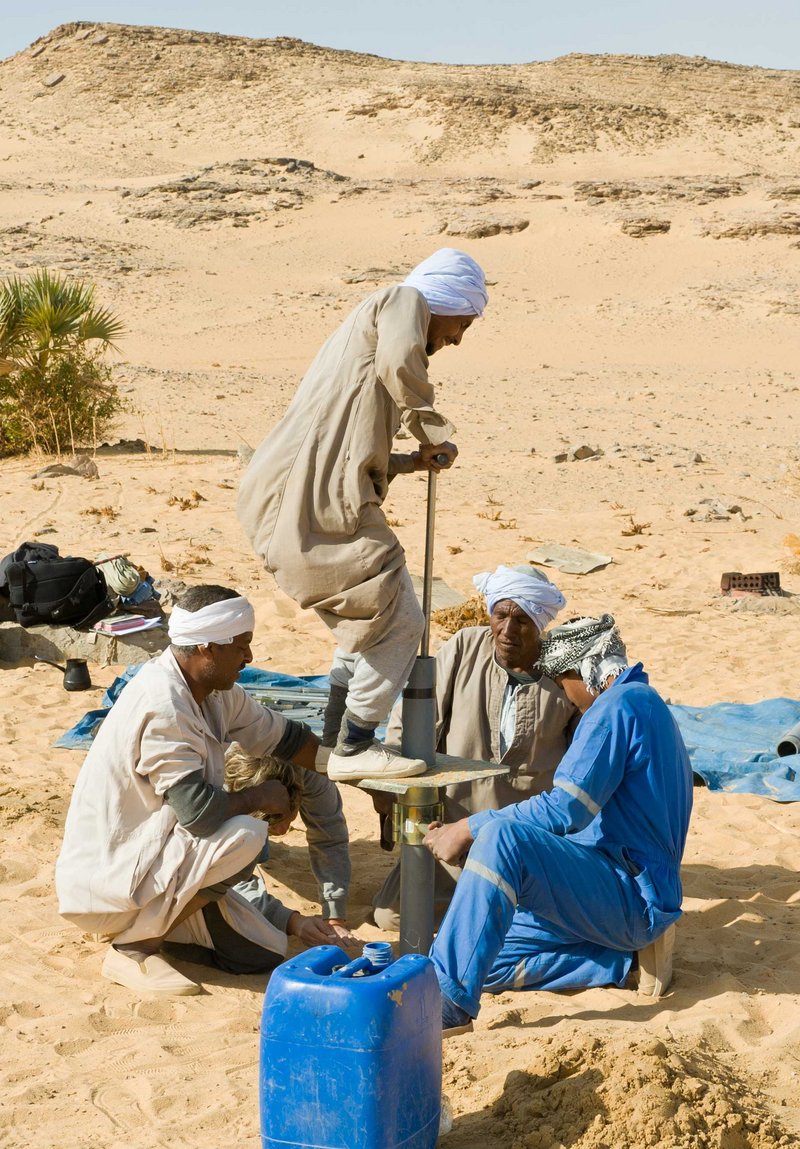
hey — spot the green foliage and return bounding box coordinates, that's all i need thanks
[0,269,125,455]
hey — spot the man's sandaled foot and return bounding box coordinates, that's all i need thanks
[102,946,201,996]
[442,993,474,1038]
[443,1019,474,1038]
[327,740,427,782]
[637,923,676,998]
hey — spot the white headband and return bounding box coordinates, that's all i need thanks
[168,596,255,647]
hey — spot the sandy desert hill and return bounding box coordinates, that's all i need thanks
[0,21,799,1149]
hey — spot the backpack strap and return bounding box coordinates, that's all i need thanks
[4,562,30,610]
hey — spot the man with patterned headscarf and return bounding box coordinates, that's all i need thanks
[423,614,693,1032]
[371,564,577,930]
[56,585,355,998]
[238,249,487,783]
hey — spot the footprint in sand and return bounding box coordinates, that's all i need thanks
[90,1083,145,1132]
[55,1037,93,1057]
[39,953,76,972]
[18,884,51,899]
[10,1000,43,1019]
[87,1005,149,1036]
[133,999,178,1023]
[0,860,38,884]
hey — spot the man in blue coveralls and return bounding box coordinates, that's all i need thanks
[423,614,693,1032]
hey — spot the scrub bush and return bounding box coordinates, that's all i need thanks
[0,270,124,455]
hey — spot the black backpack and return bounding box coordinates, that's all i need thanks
[0,541,113,629]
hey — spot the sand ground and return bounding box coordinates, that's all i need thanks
[0,23,799,1148]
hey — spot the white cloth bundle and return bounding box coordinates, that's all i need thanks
[473,564,566,632]
[168,596,255,646]
[403,247,489,317]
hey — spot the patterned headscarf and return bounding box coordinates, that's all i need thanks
[403,248,488,317]
[538,614,628,694]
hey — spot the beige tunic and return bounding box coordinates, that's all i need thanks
[55,648,291,953]
[385,626,579,816]
[237,285,454,652]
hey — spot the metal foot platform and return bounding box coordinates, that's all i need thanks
[356,754,509,954]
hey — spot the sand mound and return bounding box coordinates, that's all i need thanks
[458,1030,794,1149]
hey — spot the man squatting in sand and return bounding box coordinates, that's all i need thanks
[56,585,356,997]
[371,563,579,929]
[237,248,488,782]
[423,615,693,1031]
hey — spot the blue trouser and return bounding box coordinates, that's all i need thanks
[430,819,657,1018]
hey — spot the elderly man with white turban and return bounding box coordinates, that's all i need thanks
[423,615,693,1032]
[56,585,355,997]
[371,564,577,929]
[238,248,488,783]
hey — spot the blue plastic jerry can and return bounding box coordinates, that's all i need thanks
[260,943,442,1149]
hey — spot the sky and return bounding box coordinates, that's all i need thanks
[2,0,799,70]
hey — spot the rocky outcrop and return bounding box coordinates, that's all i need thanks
[119,157,347,228]
[443,214,529,239]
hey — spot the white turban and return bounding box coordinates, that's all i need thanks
[168,596,255,647]
[403,248,488,317]
[473,565,566,633]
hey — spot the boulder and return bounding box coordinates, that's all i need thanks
[445,215,529,239]
[621,217,671,238]
[0,620,169,668]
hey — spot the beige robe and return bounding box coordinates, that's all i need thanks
[385,626,579,817]
[55,648,291,954]
[237,285,454,651]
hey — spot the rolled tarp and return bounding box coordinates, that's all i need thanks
[776,721,800,757]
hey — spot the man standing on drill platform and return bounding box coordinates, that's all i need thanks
[238,248,488,782]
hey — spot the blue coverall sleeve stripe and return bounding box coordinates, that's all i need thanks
[555,779,601,816]
[469,713,625,838]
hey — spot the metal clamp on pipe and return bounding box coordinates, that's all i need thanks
[392,789,444,847]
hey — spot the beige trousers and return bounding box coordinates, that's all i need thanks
[326,567,424,725]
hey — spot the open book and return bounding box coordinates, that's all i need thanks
[93,614,164,635]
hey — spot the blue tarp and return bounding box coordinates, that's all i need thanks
[54,665,334,748]
[670,698,800,803]
[55,667,800,802]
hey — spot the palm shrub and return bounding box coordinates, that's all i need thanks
[0,269,125,455]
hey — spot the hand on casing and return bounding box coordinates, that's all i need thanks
[423,818,474,865]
